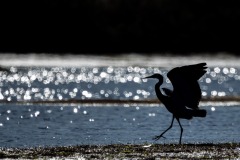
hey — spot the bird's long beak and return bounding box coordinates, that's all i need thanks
[143,75,153,79]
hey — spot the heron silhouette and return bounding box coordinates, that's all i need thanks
[144,63,207,144]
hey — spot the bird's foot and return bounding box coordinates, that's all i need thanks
[153,135,166,141]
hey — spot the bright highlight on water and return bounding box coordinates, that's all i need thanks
[0,65,239,102]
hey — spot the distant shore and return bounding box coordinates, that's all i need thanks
[1,53,240,68]
[0,143,239,159]
[1,96,240,106]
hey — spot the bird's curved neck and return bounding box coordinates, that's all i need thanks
[155,80,166,101]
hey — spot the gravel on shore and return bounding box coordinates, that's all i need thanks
[0,143,239,159]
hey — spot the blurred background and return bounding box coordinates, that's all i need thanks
[0,0,240,54]
[0,0,240,147]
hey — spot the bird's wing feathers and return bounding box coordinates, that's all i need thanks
[167,63,207,109]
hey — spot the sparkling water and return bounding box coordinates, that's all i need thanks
[0,53,239,147]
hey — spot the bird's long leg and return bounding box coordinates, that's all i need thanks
[176,118,183,144]
[153,115,175,141]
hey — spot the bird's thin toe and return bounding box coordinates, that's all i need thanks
[153,135,166,141]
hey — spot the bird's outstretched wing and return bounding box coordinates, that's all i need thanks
[167,63,207,109]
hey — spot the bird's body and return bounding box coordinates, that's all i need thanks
[145,63,207,144]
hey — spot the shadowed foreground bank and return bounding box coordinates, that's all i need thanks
[0,143,239,159]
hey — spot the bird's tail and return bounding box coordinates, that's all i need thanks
[191,109,207,117]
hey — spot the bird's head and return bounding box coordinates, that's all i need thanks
[144,74,163,83]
